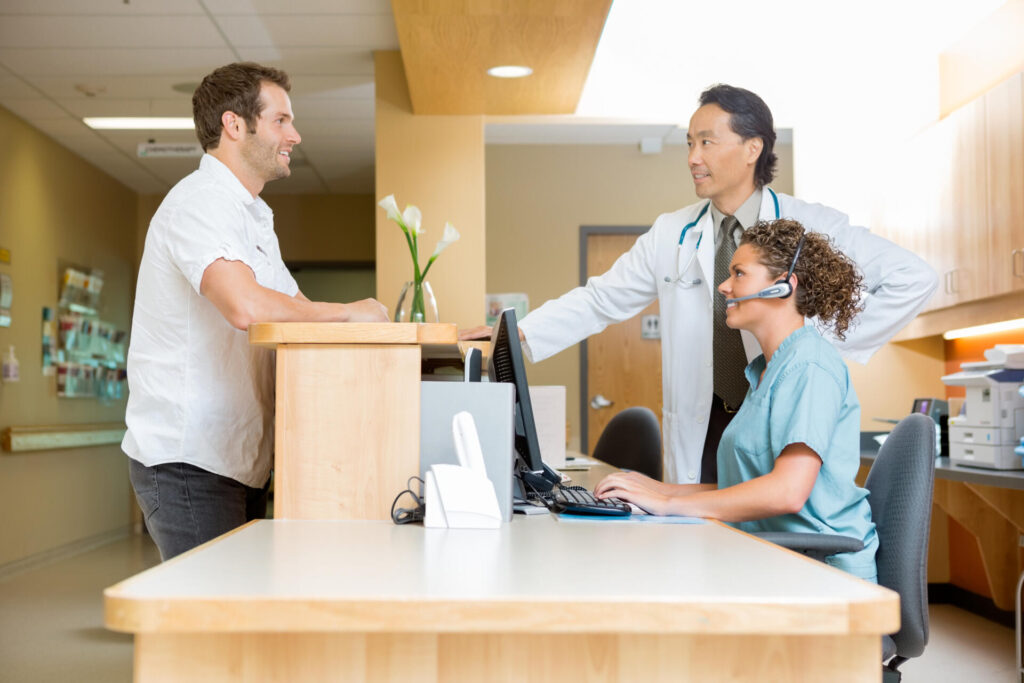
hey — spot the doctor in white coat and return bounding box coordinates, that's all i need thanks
[466,84,938,486]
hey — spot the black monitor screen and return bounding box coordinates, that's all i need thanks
[487,308,545,474]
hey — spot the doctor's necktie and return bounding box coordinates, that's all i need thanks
[713,216,749,411]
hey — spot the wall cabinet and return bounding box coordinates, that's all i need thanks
[880,72,1023,313]
[985,72,1024,297]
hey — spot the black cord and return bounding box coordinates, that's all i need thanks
[391,475,426,525]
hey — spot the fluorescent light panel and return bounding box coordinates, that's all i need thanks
[942,318,1024,340]
[84,117,194,130]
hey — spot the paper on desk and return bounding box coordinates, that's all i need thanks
[559,455,600,470]
[556,513,706,524]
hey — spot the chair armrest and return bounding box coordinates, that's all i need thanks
[754,532,864,563]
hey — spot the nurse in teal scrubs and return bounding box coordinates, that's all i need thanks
[595,218,878,581]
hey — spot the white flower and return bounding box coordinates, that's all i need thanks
[402,205,423,236]
[378,194,402,224]
[431,222,460,258]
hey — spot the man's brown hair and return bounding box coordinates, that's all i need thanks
[192,62,291,151]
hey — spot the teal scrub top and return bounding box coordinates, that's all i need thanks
[717,326,878,581]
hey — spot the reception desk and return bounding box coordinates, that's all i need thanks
[105,516,898,682]
[248,322,458,521]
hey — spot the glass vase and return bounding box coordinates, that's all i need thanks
[394,280,438,323]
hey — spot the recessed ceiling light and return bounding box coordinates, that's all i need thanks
[487,65,533,79]
[83,117,194,130]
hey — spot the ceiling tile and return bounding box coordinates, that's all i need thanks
[0,97,69,120]
[0,73,39,98]
[28,116,94,137]
[236,47,375,76]
[0,47,238,77]
[30,75,203,100]
[291,97,374,119]
[206,0,389,16]
[57,97,192,118]
[289,75,374,99]
[294,117,374,136]
[217,14,397,48]
[0,0,206,16]
[0,16,224,49]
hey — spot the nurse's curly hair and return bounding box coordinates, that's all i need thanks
[739,219,864,341]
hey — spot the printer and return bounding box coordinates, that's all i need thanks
[941,344,1024,470]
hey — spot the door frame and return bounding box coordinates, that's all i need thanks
[578,225,650,454]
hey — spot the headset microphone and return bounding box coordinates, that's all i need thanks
[723,233,806,306]
[725,282,792,304]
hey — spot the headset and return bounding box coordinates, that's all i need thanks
[724,232,806,305]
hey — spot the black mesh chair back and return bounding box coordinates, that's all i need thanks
[591,407,663,481]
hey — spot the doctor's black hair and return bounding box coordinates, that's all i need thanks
[698,84,778,188]
[740,219,864,341]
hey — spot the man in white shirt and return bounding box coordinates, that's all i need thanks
[122,62,388,560]
[461,84,937,486]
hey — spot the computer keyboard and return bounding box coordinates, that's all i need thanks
[550,484,632,516]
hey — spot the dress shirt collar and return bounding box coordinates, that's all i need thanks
[710,187,764,235]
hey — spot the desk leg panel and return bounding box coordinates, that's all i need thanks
[274,344,421,521]
[134,633,880,683]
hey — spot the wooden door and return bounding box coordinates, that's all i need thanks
[985,72,1024,296]
[583,232,663,452]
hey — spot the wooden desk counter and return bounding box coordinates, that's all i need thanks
[248,322,457,521]
[106,518,898,682]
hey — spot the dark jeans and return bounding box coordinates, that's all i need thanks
[128,459,270,561]
[700,394,741,484]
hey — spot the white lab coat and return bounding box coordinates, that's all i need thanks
[519,189,938,484]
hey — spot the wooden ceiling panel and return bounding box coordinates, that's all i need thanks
[392,0,612,115]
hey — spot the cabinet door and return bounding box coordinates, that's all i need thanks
[946,97,991,305]
[918,119,959,311]
[985,72,1024,295]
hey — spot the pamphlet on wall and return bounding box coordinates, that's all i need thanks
[485,293,528,326]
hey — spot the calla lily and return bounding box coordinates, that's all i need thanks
[402,205,423,236]
[431,222,460,259]
[378,194,402,224]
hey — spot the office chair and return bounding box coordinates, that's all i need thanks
[591,406,663,481]
[755,413,935,682]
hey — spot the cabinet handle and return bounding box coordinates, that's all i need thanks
[944,271,951,294]
[949,269,959,294]
[1013,249,1024,279]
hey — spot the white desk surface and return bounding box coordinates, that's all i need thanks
[106,517,898,636]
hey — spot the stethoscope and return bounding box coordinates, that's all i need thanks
[663,189,781,288]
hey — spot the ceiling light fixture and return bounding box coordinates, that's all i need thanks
[83,117,194,130]
[942,318,1024,340]
[487,65,533,79]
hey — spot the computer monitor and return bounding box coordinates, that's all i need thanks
[487,308,561,494]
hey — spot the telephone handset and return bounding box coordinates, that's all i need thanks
[424,411,502,528]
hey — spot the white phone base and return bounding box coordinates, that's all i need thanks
[424,463,501,529]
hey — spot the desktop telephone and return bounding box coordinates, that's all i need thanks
[424,412,503,529]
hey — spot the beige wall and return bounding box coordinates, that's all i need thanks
[485,143,794,451]
[0,105,138,566]
[138,192,375,266]
[375,51,486,328]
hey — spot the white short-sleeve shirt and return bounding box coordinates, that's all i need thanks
[122,154,299,487]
